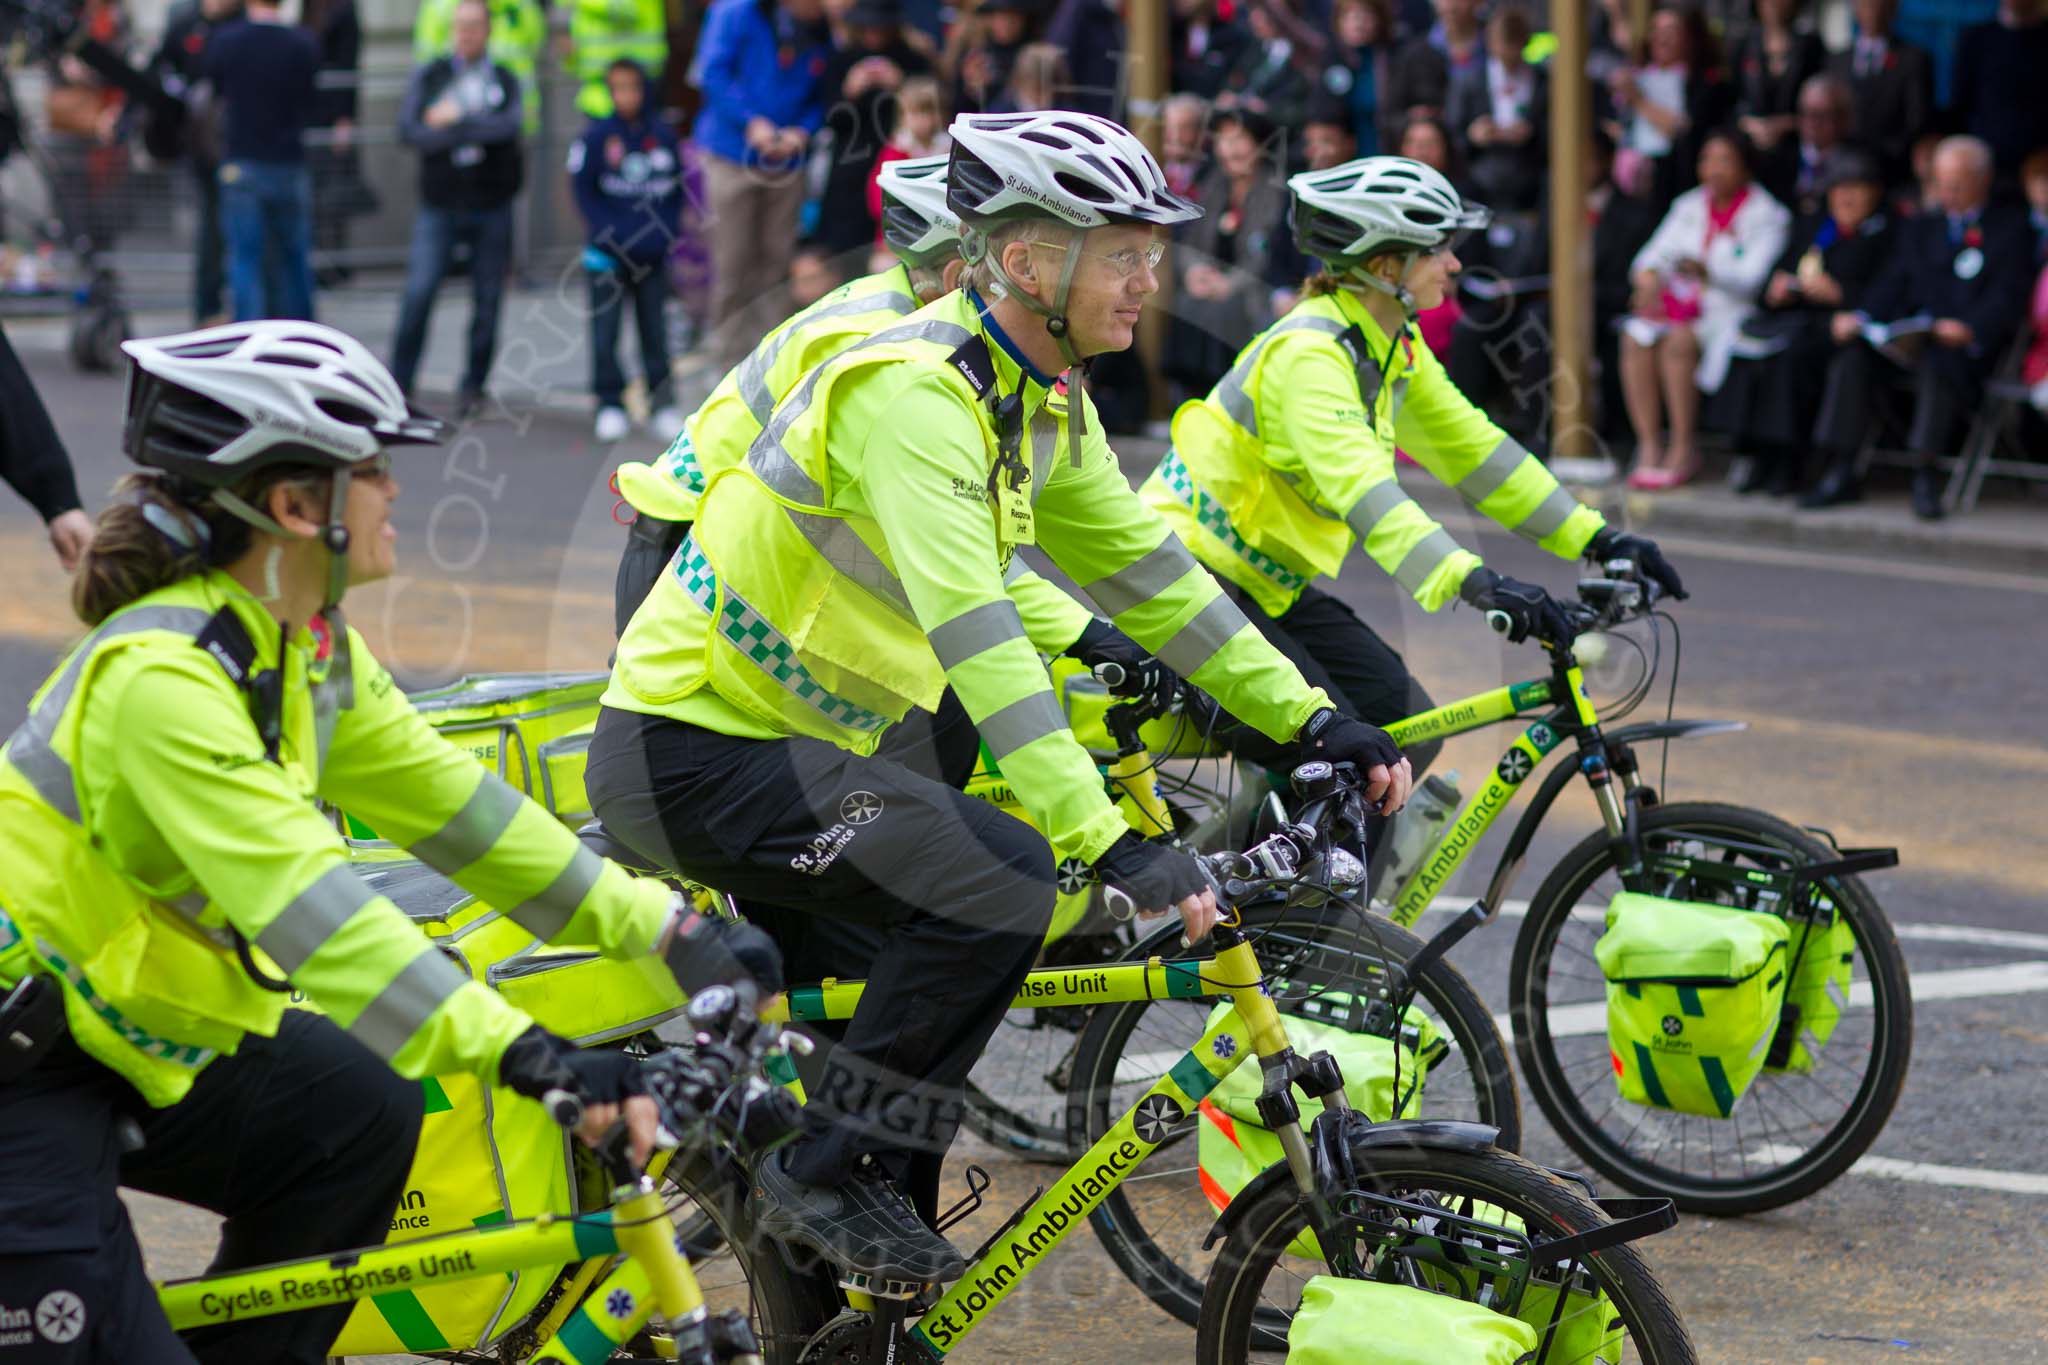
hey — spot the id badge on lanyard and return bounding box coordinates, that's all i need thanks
[991,393,1036,547]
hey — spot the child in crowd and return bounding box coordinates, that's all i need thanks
[570,59,685,443]
[866,75,950,266]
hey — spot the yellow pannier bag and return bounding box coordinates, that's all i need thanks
[1286,1278,1537,1365]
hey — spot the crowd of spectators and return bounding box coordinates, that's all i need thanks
[43,0,2048,503]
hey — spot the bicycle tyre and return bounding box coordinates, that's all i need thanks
[1509,801,1912,1215]
[1195,1142,1696,1365]
[654,1144,842,1364]
[1074,905,1520,1330]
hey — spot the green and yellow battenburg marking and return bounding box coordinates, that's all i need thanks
[908,1006,1258,1356]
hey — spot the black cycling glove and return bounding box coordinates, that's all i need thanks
[1586,527,1688,601]
[663,908,786,997]
[1460,567,1577,646]
[499,1025,646,1110]
[1066,618,1181,713]
[1294,707,1403,771]
[1090,831,1210,915]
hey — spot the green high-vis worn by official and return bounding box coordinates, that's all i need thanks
[1141,288,1602,618]
[606,289,1328,864]
[0,570,672,1107]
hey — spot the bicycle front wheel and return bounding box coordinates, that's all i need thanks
[1510,801,1912,1214]
[1073,904,1520,1329]
[1195,1142,1695,1365]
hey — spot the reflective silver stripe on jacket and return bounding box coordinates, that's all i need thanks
[1153,593,1248,677]
[254,862,377,976]
[1453,436,1529,507]
[410,772,526,876]
[1391,528,1466,595]
[2,606,215,823]
[929,598,1030,670]
[977,690,1069,760]
[349,943,470,1060]
[1214,315,1348,436]
[1509,486,1584,545]
[742,318,981,617]
[1079,536,1200,619]
[502,841,606,941]
[735,288,917,424]
[1341,478,1426,544]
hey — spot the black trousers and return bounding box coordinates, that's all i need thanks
[1214,583,1442,779]
[1812,340,1972,465]
[0,1011,421,1364]
[584,707,1051,1220]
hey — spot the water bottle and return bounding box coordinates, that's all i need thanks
[1370,771,1462,902]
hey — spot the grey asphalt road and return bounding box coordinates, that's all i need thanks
[5,336,2047,1363]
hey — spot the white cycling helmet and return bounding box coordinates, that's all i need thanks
[120,320,445,608]
[946,112,1199,367]
[876,154,962,270]
[946,111,1200,231]
[1289,156,1489,310]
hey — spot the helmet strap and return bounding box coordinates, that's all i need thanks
[996,235,1087,371]
[1344,251,1421,319]
[208,468,357,613]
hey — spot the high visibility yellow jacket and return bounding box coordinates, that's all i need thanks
[1140,288,1604,618]
[570,0,667,117]
[412,0,547,135]
[0,571,672,1107]
[615,265,1094,653]
[605,290,1330,863]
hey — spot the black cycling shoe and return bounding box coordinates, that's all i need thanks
[751,1151,966,1284]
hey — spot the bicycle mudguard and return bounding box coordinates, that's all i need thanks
[1201,1120,1502,1251]
[1487,718,1747,906]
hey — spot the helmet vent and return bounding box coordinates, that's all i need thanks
[1055,171,1114,204]
[316,398,381,427]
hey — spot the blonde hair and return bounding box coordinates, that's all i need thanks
[898,74,945,121]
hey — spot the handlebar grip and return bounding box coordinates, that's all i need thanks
[541,1088,583,1129]
[1092,661,1128,689]
[1485,609,1513,636]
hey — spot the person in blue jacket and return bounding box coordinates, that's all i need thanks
[692,0,831,366]
[569,59,686,445]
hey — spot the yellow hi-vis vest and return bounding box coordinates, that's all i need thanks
[606,290,1331,862]
[1141,289,1603,618]
[0,572,668,1106]
[571,0,667,117]
[614,267,1094,654]
[615,264,922,524]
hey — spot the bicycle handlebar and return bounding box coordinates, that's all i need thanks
[1486,559,1670,651]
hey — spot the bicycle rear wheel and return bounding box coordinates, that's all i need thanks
[1073,904,1520,1329]
[1510,801,1912,1214]
[1195,1142,1695,1365]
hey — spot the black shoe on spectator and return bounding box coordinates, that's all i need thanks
[751,1150,965,1284]
[1910,467,1945,521]
[1798,466,1863,510]
[456,389,485,423]
[1734,458,1773,495]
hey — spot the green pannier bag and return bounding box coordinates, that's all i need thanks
[1596,893,1791,1118]
[1413,1202,1628,1365]
[1767,909,1856,1074]
[1198,998,1441,1258]
[1286,1278,1537,1365]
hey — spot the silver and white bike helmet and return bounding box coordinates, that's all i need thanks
[1288,156,1490,312]
[876,154,962,270]
[946,111,1200,364]
[120,320,445,608]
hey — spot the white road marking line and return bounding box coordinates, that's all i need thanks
[1649,532,2048,596]
[1750,1145,2048,1197]
[1513,960,2048,1040]
[1424,901,2048,954]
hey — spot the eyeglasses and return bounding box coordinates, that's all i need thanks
[1033,239,1166,279]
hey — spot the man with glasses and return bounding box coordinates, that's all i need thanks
[1138,155,1687,791]
[585,113,1413,1285]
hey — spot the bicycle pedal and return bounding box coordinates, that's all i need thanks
[837,1270,925,1299]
